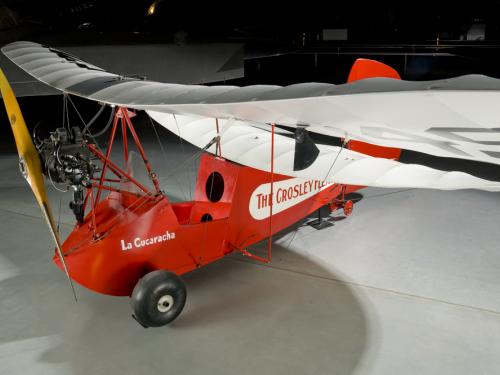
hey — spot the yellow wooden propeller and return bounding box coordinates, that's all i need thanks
[0,69,77,301]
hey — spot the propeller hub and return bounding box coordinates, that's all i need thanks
[157,295,174,313]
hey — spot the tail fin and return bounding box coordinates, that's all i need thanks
[347,58,401,83]
[346,59,402,159]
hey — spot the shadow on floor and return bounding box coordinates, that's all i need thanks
[0,241,370,375]
[0,127,370,374]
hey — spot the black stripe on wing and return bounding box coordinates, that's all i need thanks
[66,76,139,96]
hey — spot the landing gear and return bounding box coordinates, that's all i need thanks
[131,270,187,327]
[329,185,354,217]
[342,199,354,216]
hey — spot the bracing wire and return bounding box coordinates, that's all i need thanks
[147,114,187,200]
[147,114,222,202]
[285,224,299,250]
[82,104,106,134]
[67,95,88,128]
[46,155,69,193]
[65,95,70,133]
[321,137,349,184]
[148,114,215,201]
[65,94,113,155]
[62,94,68,132]
[172,114,194,200]
[57,197,62,234]
[66,95,106,137]
[157,133,218,180]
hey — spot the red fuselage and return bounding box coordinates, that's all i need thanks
[56,153,362,296]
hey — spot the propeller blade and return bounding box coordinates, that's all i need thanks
[0,69,77,301]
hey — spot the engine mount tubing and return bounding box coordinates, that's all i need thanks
[121,108,161,194]
[88,144,151,195]
[91,183,145,196]
[91,178,122,183]
[95,111,120,204]
[122,116,129,164]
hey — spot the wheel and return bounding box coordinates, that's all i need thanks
[131,270,187,327]
[343,200,354,216]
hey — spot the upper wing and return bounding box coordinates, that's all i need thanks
[4,41,500,167]
[4,40,500,193]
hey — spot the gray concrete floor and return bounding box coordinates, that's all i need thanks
[1,125,500,375]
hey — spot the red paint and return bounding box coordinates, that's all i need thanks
[346,58,402,160]
[347,58,401,82]
[53,108,370,297]
[343,200,354,216]
[348,140,402,160]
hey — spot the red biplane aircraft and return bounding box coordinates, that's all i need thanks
[1,41,500,327]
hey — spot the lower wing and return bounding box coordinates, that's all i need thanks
[148,111,500,192]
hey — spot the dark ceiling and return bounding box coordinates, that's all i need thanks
[1,0,500,43]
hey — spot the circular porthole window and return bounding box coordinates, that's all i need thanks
[205,172,224,202]
[200,213,213,222]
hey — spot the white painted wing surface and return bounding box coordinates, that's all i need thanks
[4,42,500,166]
[148,111,500,192]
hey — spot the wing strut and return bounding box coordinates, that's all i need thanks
[237,123,276,263]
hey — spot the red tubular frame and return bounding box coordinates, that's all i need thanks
[82,107,162,237]
[267,123,275,262]
[94,112,120,204]
[122,115,129,164]
[88,144,151,194]
[122,109,161,194]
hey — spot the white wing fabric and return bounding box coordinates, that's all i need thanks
[148,111,500,192]
[4,42,500,165]
[3,41,500,191]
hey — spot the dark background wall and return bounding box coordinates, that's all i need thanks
[1,0,500,84]
[2,0,500,180]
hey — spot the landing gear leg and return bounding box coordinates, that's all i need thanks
[329,185,354,216]
[69,186,85,223]
[131,270,187,327]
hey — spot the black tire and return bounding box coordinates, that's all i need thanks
[131,270,187,327]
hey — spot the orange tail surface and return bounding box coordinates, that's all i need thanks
[346,58,402,160]
[347,58,401,82]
